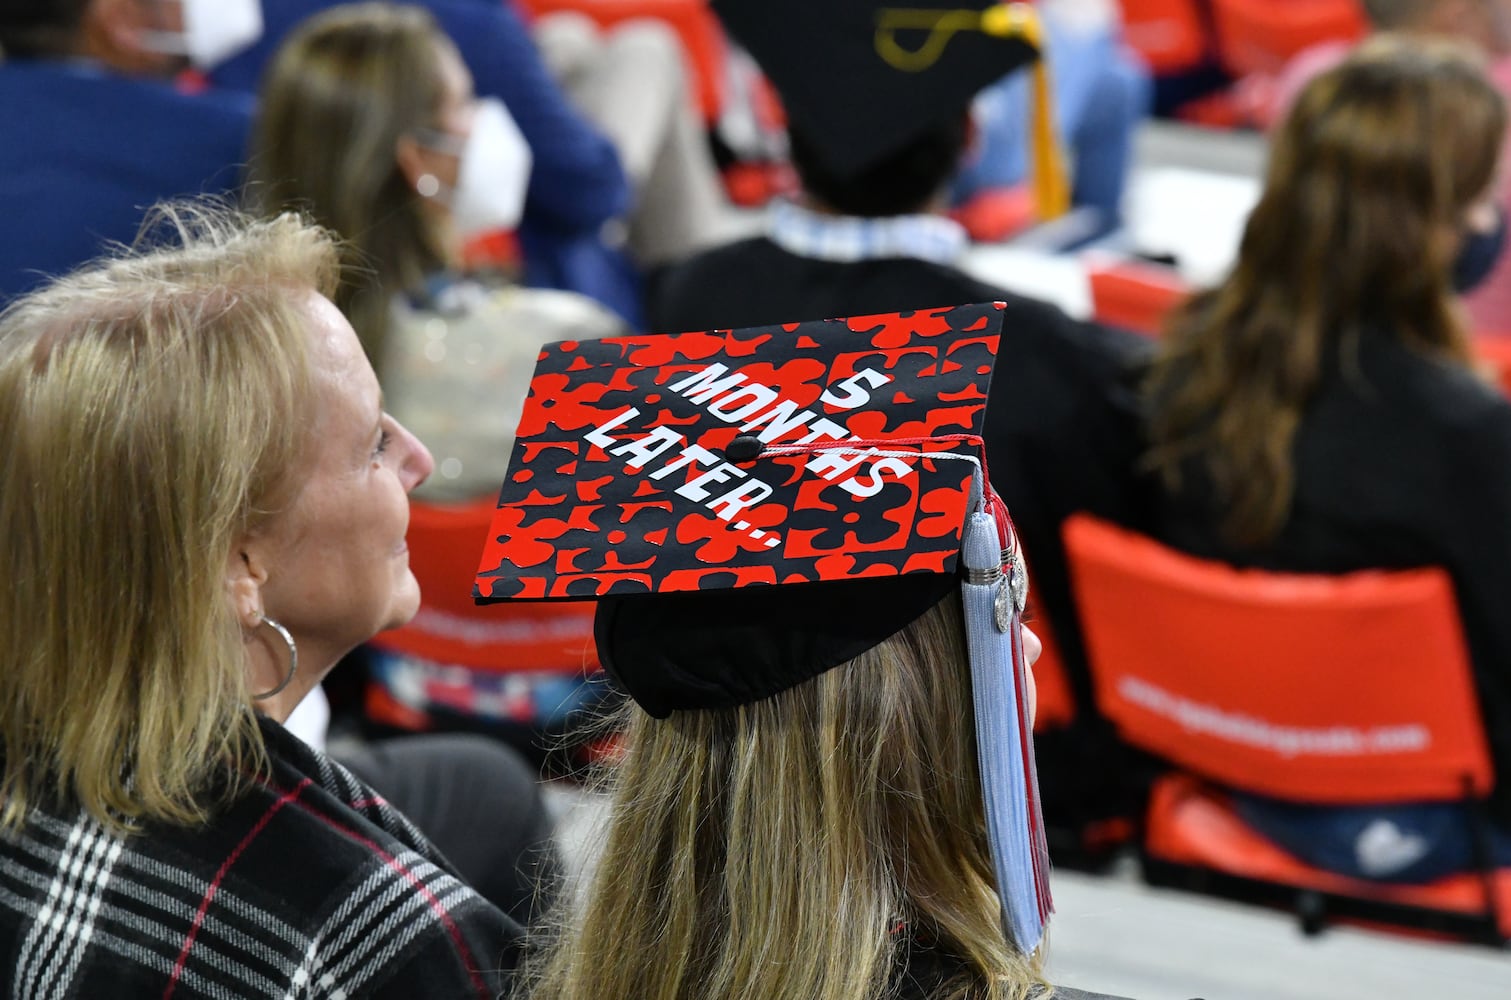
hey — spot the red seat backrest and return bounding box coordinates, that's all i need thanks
[370,498,599,674]
[1472,335,1511,399]
[1086,259,1190,338]
[1208,0,1366,78]
[1117,0,1212,76]
[1062,514,1492,803]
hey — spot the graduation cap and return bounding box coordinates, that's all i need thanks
[711,0,1069,219]
[473,302,1052,951]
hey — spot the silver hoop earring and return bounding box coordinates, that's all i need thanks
[416,173,441,198]
[251,616,299,700]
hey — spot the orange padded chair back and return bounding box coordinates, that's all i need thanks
[1086,258,1190,338]
[370,498,599,673]
[1118,0,1212,76]
[1063,514,1492,803]
[1472,335,1511,399]
[1208,0,1366,78]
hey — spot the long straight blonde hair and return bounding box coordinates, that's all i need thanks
[523,593,1045,1000]
[0,203,339,833]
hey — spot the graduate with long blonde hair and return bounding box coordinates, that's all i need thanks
[474,299,1145,1000]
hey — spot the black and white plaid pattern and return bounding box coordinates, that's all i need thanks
[0,718,520,998]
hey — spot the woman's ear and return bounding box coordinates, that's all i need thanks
[225,540,270,630]
[395,134,432,194]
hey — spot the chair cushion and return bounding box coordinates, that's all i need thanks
[1146,774,1511,937]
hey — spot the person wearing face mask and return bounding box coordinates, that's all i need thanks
[211,0,648,327]
[1452,196,1509,299]
[1141,37,1511,883]
[0,0,264,302]
[251,1,625,504]
[1262,0,1511,331]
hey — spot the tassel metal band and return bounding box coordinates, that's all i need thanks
[964,566,1002,585]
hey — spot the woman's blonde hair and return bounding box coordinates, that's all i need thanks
[524,592,1045,1000]
[250,2,453,367]
[0,202,339,833]
[1145,35,1507,546]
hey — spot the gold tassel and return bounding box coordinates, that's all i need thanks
[980,4,1070,220]
[875,3,1070,220]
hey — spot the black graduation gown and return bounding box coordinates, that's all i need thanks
[1149,329,1511,824]
[889,942,1147,1000]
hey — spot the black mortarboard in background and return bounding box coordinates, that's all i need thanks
[711,0,1069,216]
[473,302,1052,951]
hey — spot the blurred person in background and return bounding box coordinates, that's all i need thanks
[1143,37,1511,881]
[0,0,261,302]
[1267,0,1511,332]
[0,204,520,996]
[530,8,737,269]
[252,1,623,504]
[221,0,736,327]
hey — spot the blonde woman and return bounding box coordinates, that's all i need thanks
[526,595,1079,1000]
[0,204,518,996]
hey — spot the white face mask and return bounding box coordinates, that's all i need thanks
[435,98,534,240]
[139,0,263,70]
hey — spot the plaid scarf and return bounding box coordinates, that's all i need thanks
[0,716,520,998]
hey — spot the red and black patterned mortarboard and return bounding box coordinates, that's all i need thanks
[472,301,1051,951]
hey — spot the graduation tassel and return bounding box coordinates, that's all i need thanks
[979,3,1071,220]
[960,483,1052,953]
[874,3,1071,220]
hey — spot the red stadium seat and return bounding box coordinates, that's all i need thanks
[1208,0,1366,78]
[514,0,729,122]
[1148,775,1511,939]
[1062,512,1509,941]
[1472,335,1511,400]
[1086,258,1190,337]
[950,185,1039,244]
[365,497,602,736]
[1117,0,1213,76]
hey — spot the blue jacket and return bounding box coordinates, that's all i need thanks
[0,60,252,304]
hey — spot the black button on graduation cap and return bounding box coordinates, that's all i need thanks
[725,435,765,463]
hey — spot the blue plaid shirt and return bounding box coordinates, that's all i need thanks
[767,200,969,266]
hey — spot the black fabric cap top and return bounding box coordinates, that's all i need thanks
[711,0,1043,177]
[473,303,1006,715]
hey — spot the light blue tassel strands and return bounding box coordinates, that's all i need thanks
[961,505,1052,954]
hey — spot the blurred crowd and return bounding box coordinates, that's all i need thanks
[2,0,1511,997]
